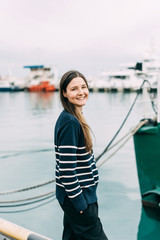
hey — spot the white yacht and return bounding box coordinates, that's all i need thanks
[0,76,25,91]
[94,51,160,92]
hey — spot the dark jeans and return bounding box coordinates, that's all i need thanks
[60,196,108,240]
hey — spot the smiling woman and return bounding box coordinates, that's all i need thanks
[54,70,108,240]
[59,70,92,153]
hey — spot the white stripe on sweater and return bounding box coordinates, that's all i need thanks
[79,177,94,183]
[56,155,93,164]
[65,185,80,192]
[57,169,98,178]
[54,145,86,150]
[59,174,77,178]
[56,182,64,188]
[61,179,78,185]
[59,162,95,171]
[81,181,99,188]
[68,190,83,198]
[56,181,99,190]
[55,152,89,156]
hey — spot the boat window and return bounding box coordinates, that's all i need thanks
[33,75,41,79]
[144,59,154,62]
[147,67,157,71]
[109,76,129,80]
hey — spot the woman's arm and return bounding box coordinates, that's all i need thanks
[56,119,88,212]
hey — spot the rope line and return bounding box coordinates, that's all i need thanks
[95,80,155,162]
[0,190,55,204]
[0,179,55,195]
[0,148,53,159]
[105,131,131,152]
[0,197,56,214]
[0,192,55,208]
[97,119,149,168]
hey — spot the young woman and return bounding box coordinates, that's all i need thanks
[54,70,108,240]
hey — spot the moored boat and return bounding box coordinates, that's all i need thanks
[133,119,160,208]
[94,50,160,92]
[24,65,56,92]
[133,69,160,209]
[0,79,24,92]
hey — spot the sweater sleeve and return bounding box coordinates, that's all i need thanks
[57,118,88,212]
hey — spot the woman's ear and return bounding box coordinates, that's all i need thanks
[63,90,67,98]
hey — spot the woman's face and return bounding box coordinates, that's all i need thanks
[63,77,89,110]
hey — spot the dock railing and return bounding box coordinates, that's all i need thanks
[0,218,53,240]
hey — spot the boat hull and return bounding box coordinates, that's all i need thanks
[133,121,160,208]
[138,206,160,240]
[0,87,24,92]
[27,81,55,92]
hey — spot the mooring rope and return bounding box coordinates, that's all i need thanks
[0,197,56,214]
[0,192,55,208]
[0,190,55,204]
[0,148,53,159]
[104,131,131,152]
[97,119,149,168]
[0,179,55,195]
[95,79,156,162]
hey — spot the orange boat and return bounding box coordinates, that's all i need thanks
[24,65,56,92]
[29,80,55,92]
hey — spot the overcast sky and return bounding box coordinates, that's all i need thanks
[0,0,160,77]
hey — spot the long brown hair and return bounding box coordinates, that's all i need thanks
[59,70,92,152]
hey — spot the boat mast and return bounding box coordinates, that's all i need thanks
[142,80,149,119]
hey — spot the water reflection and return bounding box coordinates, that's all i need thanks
[138,206,160,239]
[28,92,57,110]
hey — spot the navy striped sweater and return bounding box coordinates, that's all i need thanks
[54,110,99,212]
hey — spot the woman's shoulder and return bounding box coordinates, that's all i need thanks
[57,110,79,126]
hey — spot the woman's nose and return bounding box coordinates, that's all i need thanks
[78,88,83,94]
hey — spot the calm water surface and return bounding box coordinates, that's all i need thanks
[0,91,157,240]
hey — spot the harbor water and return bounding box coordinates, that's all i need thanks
[0,91,157,240]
